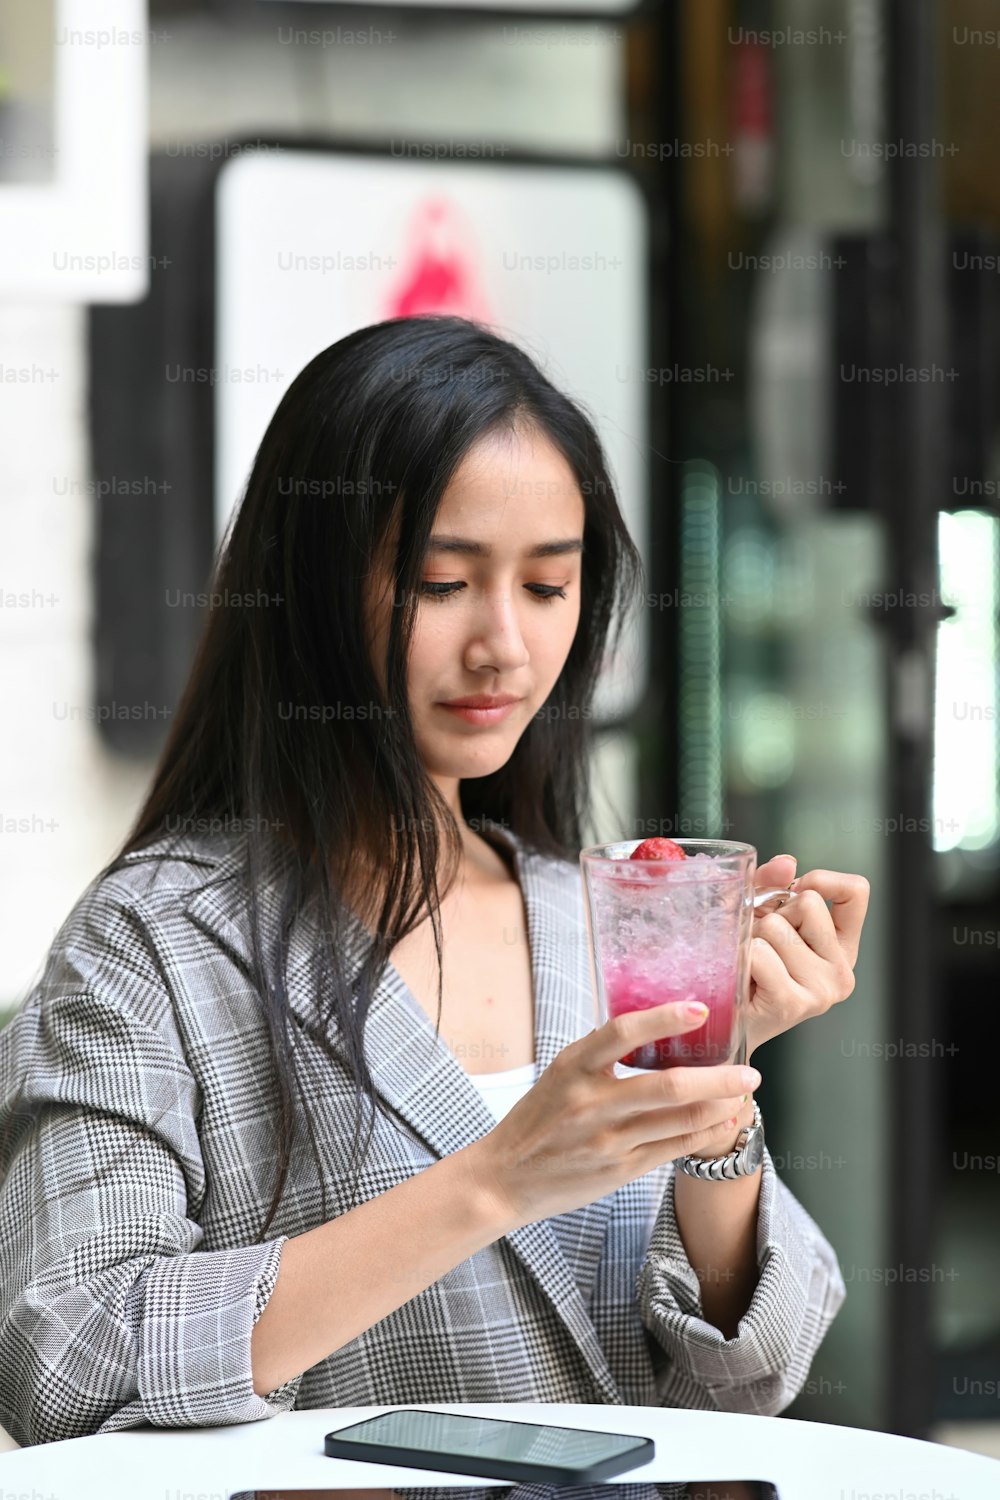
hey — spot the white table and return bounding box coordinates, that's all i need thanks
[1,1401,997,1500]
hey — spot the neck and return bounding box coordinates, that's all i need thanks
[338,787,485,923]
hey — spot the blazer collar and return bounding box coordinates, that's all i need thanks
[180,819,622,1403]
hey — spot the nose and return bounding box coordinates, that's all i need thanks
[463,589,531,673]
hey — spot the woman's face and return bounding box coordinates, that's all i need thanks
[365,424,586,789]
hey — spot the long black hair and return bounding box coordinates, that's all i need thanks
[101,314,644,1238]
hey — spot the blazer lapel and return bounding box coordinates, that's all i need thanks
[182,823,623,1403]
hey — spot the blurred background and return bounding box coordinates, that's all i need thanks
[2,0,999,1459]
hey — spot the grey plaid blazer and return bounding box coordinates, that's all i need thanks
[0,819,845,1448]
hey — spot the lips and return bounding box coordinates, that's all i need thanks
[440,694,522,709]
[437,695,523,727]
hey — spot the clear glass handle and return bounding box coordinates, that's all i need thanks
[752,885,798,915]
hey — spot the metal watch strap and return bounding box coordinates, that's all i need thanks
[679,1100,764,1180]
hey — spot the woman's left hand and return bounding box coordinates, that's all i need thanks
[746,854,870,1060]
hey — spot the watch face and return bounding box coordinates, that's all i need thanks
[743,1130,765,1174]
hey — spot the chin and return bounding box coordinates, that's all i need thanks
[422,735,520,779]
[433,751,514,780]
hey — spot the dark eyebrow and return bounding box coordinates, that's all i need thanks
[427,535,584,559]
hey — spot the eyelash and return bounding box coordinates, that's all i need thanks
[419,582,568,604]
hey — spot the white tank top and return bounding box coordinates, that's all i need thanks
[465,1060,539,1122]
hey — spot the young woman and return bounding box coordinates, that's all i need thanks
[0,315,868,1448]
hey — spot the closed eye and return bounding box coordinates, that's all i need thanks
[419,582,568,603]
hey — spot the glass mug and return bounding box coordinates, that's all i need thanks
[580,838,797,1070]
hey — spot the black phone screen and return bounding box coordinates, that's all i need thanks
[327,1409,650,1467]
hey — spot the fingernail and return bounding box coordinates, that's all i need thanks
[684,1002,709,1019]
[741,1068,762,1088]
[724,1116,738,1128]
[776,854,797,866]
[741,1093,749,1104]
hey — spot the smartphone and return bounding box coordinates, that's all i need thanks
[322,1408,655,1483]
[232,1484,780,1499]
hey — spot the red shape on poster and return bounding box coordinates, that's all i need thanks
[384,197,494,322]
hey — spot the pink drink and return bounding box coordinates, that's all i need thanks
[581,840,755,1074]
[604,957,738,1068]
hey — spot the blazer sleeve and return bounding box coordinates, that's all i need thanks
[634,1146,846,1416]
[0,881,304,1447]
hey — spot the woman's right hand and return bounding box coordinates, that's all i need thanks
[471,1001,762,1228]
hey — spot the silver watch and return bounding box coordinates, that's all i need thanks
[679,1100,765,1180]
